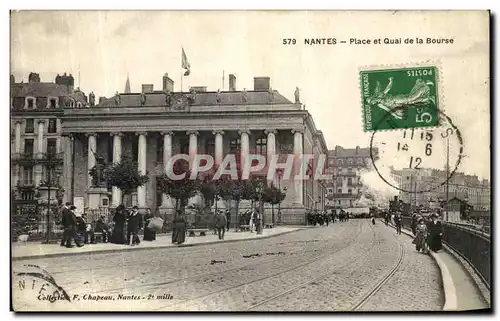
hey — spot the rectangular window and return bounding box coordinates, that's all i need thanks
[44,166,56,182]
[47,138,57,156]
[50,99,57,109]
[156,137,164,163]
[23,166,34,185]
[337,189,342,193]
[48,119,57,133]
[27,99,34,109]
[348,189,352,195]
[25,119,34,133]
[24,139,34,156]
[347,178,353,185]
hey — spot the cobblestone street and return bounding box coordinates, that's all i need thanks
[12,219,443,311]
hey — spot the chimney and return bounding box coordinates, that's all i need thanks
[394,196,398,202]
[356,146,360,154]
[55,73,74,91]
[254,77,270,91]
[142,84,154,93]
[229,74,236,91]
[163,73,174,92]
[10,74,15,85]
[28,72,40,83]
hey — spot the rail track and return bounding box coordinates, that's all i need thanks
[153,221,371,311]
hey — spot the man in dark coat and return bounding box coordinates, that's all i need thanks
[60,202,72,247]
[61,203,77,248]
[143,208,156,241]
[215,211,227,240]
[394,212,402,235]
[127,206,143,246]
[427,213,443,252]
[411,214,418,235]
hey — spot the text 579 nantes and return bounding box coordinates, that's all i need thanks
[282,37,454,45]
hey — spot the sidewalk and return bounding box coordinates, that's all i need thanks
[385,221,489,311]
[12,226,303,260]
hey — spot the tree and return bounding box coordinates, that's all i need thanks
[262,185,286,224]
[103,156,150,205]
[157,159,201,218]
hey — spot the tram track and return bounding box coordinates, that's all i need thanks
[157,223,376,311]
[66,222,356,295]
[153,221,370,310]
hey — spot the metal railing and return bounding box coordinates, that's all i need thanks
[401,215,490,289]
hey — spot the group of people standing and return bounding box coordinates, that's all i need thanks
[411,213,443,254]
[110,205,157,246]
[307,209,349,227]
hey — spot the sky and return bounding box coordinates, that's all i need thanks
[10,10,490,180]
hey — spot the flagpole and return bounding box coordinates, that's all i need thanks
[181,71,183,92]
[222,70,225,91]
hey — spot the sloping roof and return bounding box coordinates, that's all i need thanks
[328,147,377,158]
[12,82,70,97]
[95,90,292,107]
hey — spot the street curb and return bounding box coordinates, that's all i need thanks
[383,220,457,311]
[12,228,305,261]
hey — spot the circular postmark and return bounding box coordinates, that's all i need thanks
[369,106,464,194]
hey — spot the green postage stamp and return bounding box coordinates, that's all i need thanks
[361,66,440,131]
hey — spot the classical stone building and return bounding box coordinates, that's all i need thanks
[325,146,379,209]
[60,73,328,224]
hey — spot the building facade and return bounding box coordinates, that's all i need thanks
[58,73,328,224]
[10,72,89,202]
[325,146,379,209]
[393,168,490,211]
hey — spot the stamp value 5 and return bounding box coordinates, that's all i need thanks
[361,66,440,132]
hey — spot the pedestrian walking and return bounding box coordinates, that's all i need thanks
[172,211,186,245]
[411,214,418,235]
[74,210,86,247]
[249,210,255,233]
[127,206,143,246]
[384,213,390,226]
[254,209,263,234]
[60,202,73,247]
[394,213,402,235]
[143,208,156,241]
[61,204,78,248]
[427,213,443,252]
[225,209,231,232]
[412,217,428,254]
[371,216,376,225]
[215,211,227,240]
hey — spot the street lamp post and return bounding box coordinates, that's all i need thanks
[42,153,61,244]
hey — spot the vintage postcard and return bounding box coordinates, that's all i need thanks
[10,10,491,312]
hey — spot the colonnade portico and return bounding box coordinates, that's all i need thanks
[76,128,304,211]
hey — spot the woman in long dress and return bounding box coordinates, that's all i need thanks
[427,213,443,252]
[172,211,186,245]
[412,217,428,254]
[111,205,127,244]
[143,208,156,241]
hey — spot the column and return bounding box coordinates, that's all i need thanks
[111,132,123,206]
[86,133,97,188]
[37,120,45,159]
[186,131,199,206]
[239,130,250,171]
[212,130,224,166]
[292,129,303,205]
[187,130,199,168]
[62,134,74,204]
[136,132,147,208]
[265,129,277,184]
[161,131,174,208]
[14,121,21,154]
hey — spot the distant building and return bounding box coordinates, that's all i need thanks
[325,145,379,209]
[392,167,490,211]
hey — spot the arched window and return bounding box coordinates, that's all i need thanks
[256,135,267,155]
[76,102,82,108]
